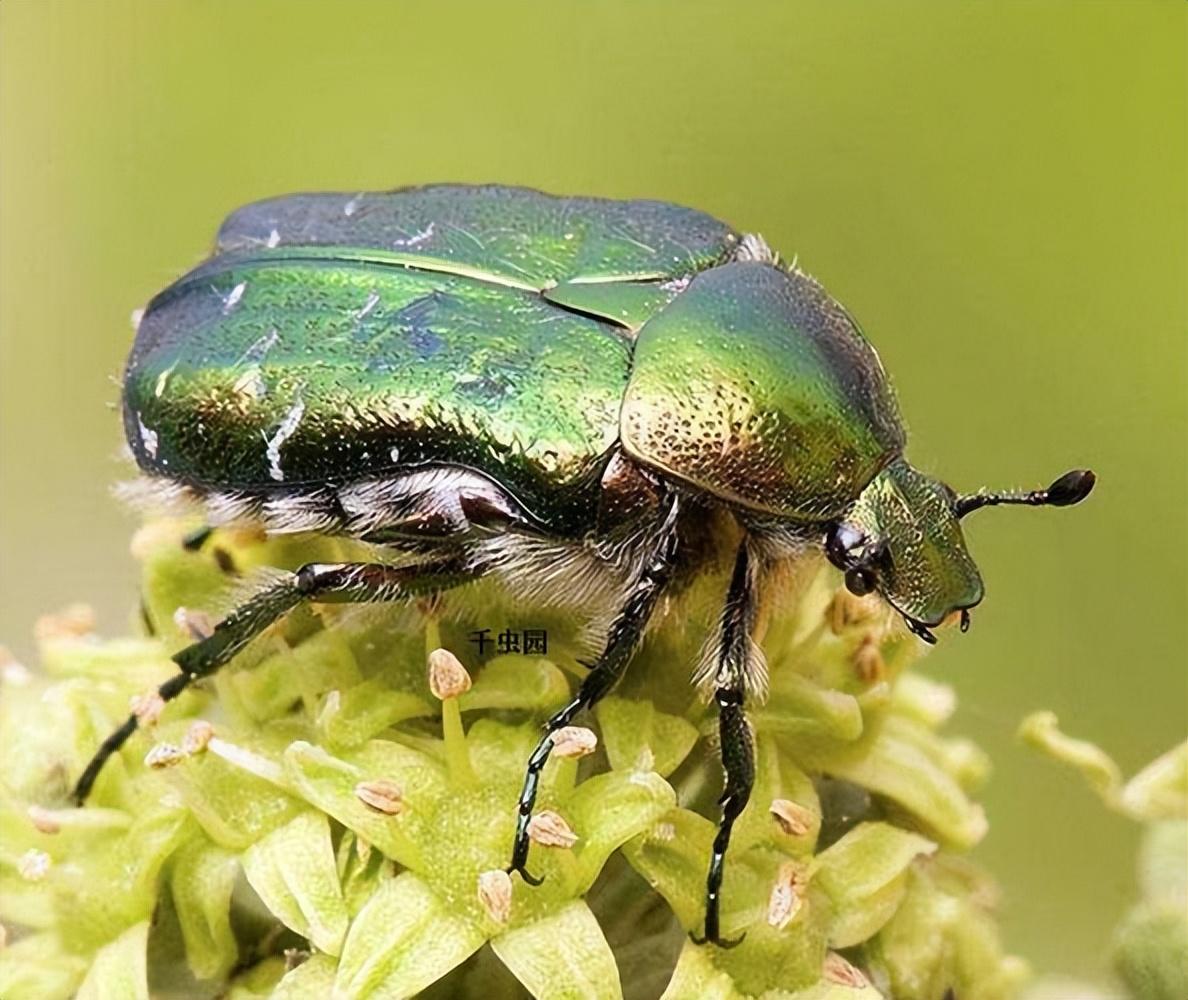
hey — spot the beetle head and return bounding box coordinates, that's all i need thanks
[825,461,1095,642]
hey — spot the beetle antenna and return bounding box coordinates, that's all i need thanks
[955,469,1096,518]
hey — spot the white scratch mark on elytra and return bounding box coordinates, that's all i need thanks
[221,281,247,314]
[136,413,159,459]
[389,446,400,463]
[236,327,279,366]
[355,291,381,319]
[392,222,435,248]
[266,228,281,248]
[343,193,365,217]
[265,393,305,482]
[154,362,177,398]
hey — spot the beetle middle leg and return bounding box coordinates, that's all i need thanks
[692,540,761,948]
[507,494,681,885]
[73,553,487,804]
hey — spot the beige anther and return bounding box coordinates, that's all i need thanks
[767,861,806,929]
[828,588,882,635]
[551,726,597,759]
[770,798,814,837]
[527,810,578,848]
[477,869,512,924]
[34,603,96,642]
[823,951,868,987]
[428,648,472,700]
[853,633,886,683]
[354,779,404,815]
[182,720,214,755]
[27,805,60,834]
[145,742,185,769]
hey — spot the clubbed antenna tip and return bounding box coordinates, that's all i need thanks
[955,468,1097,518]
[1044,468,1096,507]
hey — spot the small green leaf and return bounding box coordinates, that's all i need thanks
[865,863,1028,999]
[334,871,485,999]
[492,900,623,1000]
[75,920,150,1000]
[889,673,956,729]
[241,810,350,956]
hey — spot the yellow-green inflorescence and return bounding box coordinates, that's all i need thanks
[1,519,1026,999]
[1020,715,1188,1000]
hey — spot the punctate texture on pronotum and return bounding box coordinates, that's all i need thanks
[82,183,1095,946]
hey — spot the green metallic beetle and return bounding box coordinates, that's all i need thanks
[75,184,1094,946]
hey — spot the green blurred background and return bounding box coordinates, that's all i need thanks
[1,0,1184,987]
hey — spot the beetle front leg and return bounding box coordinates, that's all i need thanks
[73,554,485,804]
[693,686,755,948]
[692,539,761,948]
[507,495,681,885]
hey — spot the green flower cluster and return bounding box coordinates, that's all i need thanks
[1020,715,1188,1000]
[1,520,1025,999]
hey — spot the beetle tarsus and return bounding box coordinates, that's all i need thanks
[690,929,747,949]
[506,863,545,887]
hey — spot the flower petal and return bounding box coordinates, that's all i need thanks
[75,920,150,1000]
[242,810,350,955]
[334,871,485,999]
[170,835,240,979]
[596,697,700,778]
[492,900,623,1000]
[567,770,676,893]
[811,821,935,947]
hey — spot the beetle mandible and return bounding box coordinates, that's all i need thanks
[74,184,1094,947]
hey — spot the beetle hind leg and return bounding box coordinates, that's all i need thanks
[73,554,487,805]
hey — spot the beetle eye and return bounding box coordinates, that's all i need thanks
[844,566,877,597]
[825,523,867,570]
